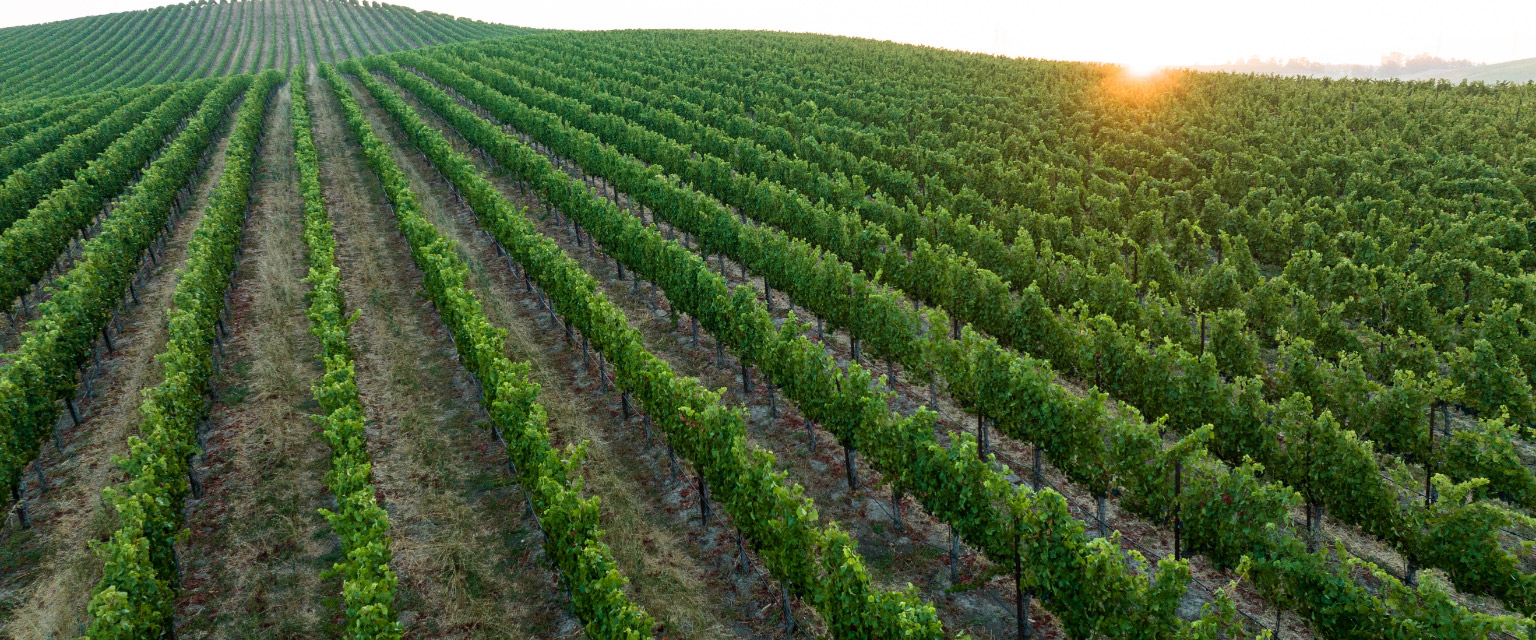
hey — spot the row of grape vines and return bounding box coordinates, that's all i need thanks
[319,62,654,639]
[7,61,652,638]
[1,17,1532,639]
[0,87,148,184]
[0,81,220,329]
[488,35,1536,514]
[84,68,282,637]
[288,65,403,639]
[501,36,1536,501]
[0,85,179,232]
[556,32,1536,437]
[500,36,1499,417]
[0,94,87,131]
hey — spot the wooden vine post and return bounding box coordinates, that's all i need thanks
[845,445,858,492]
[1032,446,1042,491]
[1199,313,1206,355]
[1015,509,1032,639]
[1305,413,1319,553]
[949,526,960,582]
[977,410,988,459]
[1174,459,1182,561]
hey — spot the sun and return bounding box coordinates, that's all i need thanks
[1102,60,1182,102]
[1121,60,1164,79]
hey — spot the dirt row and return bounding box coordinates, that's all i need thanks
[173,81,337,638]
[303,70,591,638]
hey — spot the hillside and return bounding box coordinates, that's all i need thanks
[1411,57,1536,83]
[2,7,1536,640]
[0,0,523,101]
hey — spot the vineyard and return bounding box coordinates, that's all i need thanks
[1,2,1535,639]
[0,0,519,101]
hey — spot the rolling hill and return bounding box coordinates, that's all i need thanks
[1411,57,1536,83]
[0,0,523,101]
[0,4,1534,639]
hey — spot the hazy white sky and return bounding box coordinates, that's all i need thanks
[3,0,1534,67]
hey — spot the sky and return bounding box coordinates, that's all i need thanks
[3,0,1535,68]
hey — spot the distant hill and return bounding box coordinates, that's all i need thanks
[0,0,525,101]
[1189,53,1495,82]
[1409,57,1536,83]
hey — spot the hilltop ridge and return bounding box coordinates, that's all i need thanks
[0,0,524,101]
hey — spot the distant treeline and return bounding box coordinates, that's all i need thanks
[1197,52,1482,79]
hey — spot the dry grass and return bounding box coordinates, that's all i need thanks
[173,82,337,639]
[165,5,219,82]
[0,102,238,639]
[315,2,363,61]
[218,2,251,77]
[308,72,581,639]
